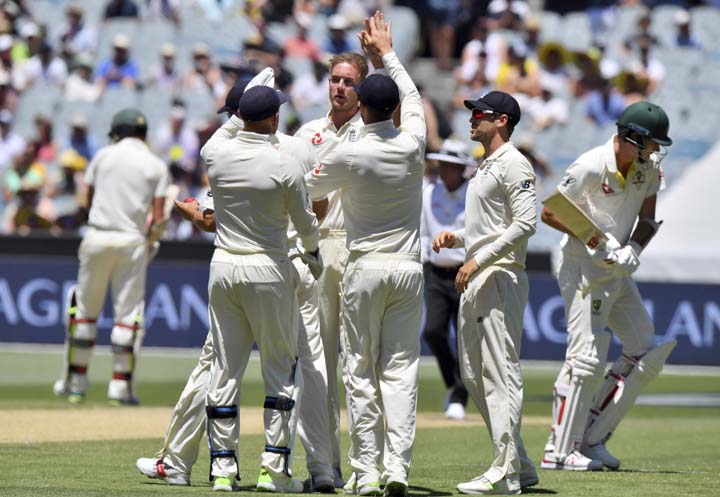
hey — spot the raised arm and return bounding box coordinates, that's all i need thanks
[359,11,426,141]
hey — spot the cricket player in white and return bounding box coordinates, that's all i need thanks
[202,85,320,492]
[305,13,425,497]
[294,52,367,487]
[53,108,169,405]
[136,72,335,493]
[540,101,676,472]
[434,91,538,495]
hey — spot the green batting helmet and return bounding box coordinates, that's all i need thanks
[616,101,672,146]
[109,108,148,139]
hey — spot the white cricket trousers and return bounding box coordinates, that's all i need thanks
[206,250,300,479]
[341,252,423,487]
[69,239,148,398]
[548,250,656,451]
[293,257,334,478]
[156,261,332,478]
[458,266,535,494]
[317,230,349,475]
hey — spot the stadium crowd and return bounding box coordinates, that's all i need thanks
[0,0,716,239]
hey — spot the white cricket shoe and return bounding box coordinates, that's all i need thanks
[343,472,357,494]
[445,402,466,420]
[136,457,190,485]
[582,443,621,470]
[256,467,303,493]
[213,476,235,492]
[541,450,603,471]
[457,475,520,495]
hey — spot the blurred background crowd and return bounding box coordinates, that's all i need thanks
[0,0,718,250]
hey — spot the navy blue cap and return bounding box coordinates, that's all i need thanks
[217,77,253,114]
[357,74,399,113]
[464,90,521,127]
[237,86,288,122]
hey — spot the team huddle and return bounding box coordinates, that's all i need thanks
[51,10,677,497]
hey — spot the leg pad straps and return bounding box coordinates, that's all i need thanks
[264,396,295,411]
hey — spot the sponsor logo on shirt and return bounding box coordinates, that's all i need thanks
[561,175,575,186]
[348,129,357,142]
[311,133,323,145]
[520,179,534,189]
[601,183,614,194]
[313,164,324,174]
[631,170,646,186]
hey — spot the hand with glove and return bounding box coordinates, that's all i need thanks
[586,232,622,269]
[290,240,324,280]
[610,244,641,278]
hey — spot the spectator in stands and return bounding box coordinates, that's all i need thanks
[153,99,199,180]
[523,16,541,54]
[0,34,26,91]
[103,0,140,20]
[624,10,660,53]
[614,71,648,106]
[65,53,101,102]
[23,42,68,88]
[323,14,357,55]
[2,175,55,234]
[291,58,329,113]
[0,110,26,173]
[586,0,617,45]
[456,17,505,85]
[60,4,97,55]
[48,148,88,233]
[284,12,321,60]
[453,61,492,110]
[96,34,138,90]
[32,114,56,163]
[487,0,529,31]
[628,33,665,94]
[147,43,180,92]
[674,10,701,49]
[145,0,181,25]
[585,78,625,127]
[183,43,227,100]
[62,114,98,162]
[570,49,604,97]
[524,75,568,131]
[537,42,570,96]
[15,22,42,61]
[428,0,461,71]
[496,41,540,96]
[0,70,18,112]
[2,142,45,204]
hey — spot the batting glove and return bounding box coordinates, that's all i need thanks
[611,244,640,278]
[587,232,621,268]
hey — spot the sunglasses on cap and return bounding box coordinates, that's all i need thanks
[471,109,499,120]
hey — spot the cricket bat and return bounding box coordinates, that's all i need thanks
[542,189,608,249]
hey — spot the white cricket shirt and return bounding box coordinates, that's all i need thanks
[304,51,426,255]
[84,137,169,245]
[295,108,364,232]
[557,136,663,257]
[420,179,467,267]
[201,117,319,256]
[452,141,537,270]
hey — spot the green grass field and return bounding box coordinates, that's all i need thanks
[0,347,719,496]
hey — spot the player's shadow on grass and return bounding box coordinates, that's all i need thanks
[613,468,686,475]
[521,488,558,495]
[407,485,453,496]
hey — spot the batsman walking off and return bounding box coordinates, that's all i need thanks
[540,101,676,472]
[434,91,538,495]
[53,108,169,405]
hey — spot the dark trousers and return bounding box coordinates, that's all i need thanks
[423,263,468,406]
